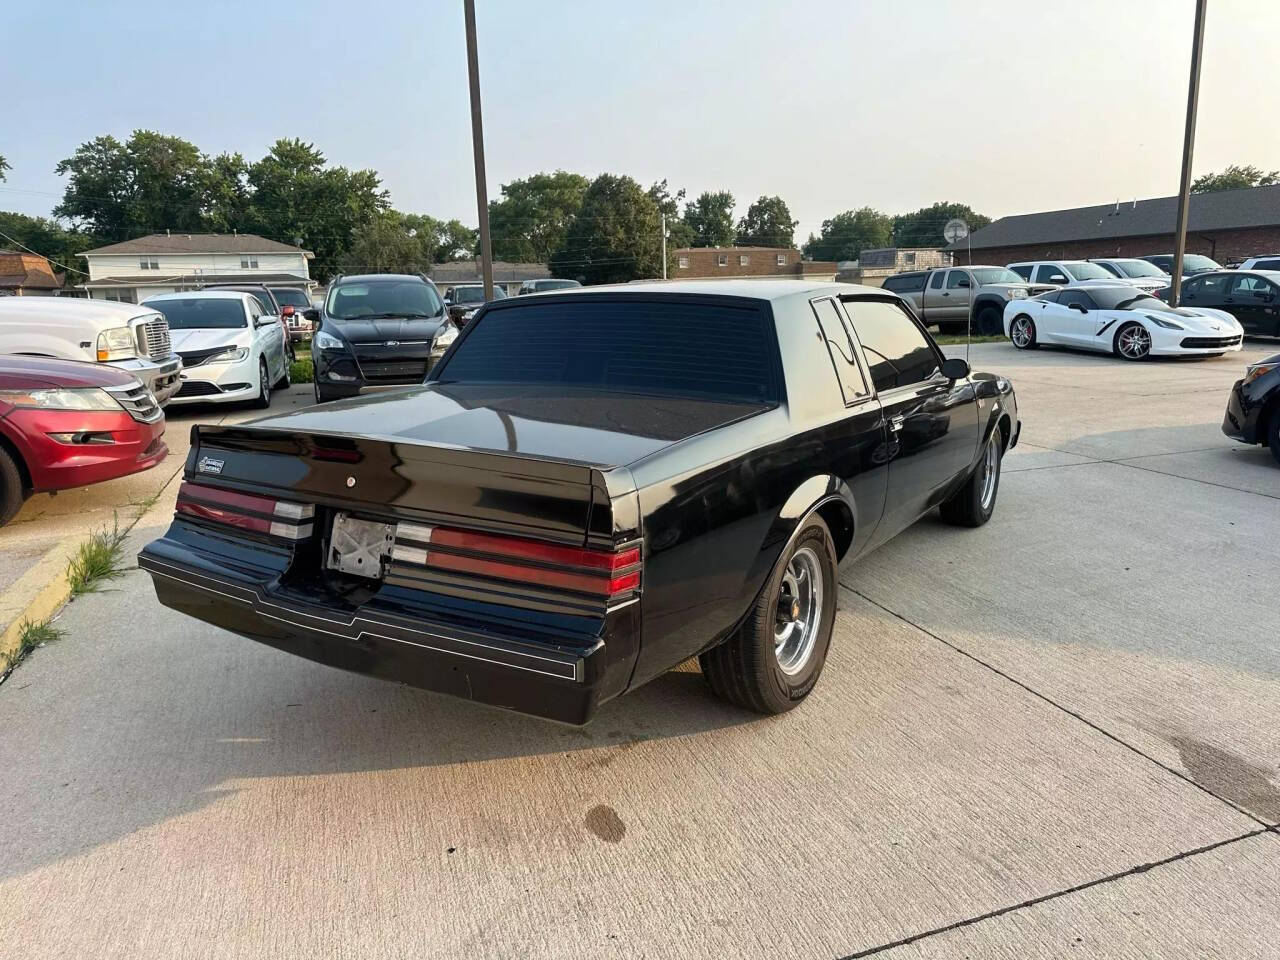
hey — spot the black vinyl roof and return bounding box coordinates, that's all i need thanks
[948,184,1280,251]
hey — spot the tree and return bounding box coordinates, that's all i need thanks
[202,153,252,233]
[0,155,9,182]
[0,211,96,280]
[891,202,991,248]
[802,207,893,262]
[247,139,388,280]
[428,218,478,262]
[735,195,797,248]
[487,171,588,262]
[648,179,695,251]
[54,134,149,239]
[1191,164,1280,193]
[550,174,665,284]
[682,190,736,247]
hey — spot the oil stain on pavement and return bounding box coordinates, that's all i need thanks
[584,804,626,843]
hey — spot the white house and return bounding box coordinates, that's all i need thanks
[78,233,313,302]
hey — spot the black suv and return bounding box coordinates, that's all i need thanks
[307,274,459,403]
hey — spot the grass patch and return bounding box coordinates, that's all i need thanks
[67,515,129,597]
[289,354,314,384]
[933,334,1009,346]
[0,618,64,678]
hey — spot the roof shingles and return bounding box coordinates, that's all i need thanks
[82,234,307,256]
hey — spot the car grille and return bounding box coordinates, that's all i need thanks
[1180,335,1242,349]
[135,318,172,359]
[176,381,223,398]
[104,381,162,423]
[357,360,429,382]
[178,346,230,367]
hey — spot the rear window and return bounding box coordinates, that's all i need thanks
[147,297,247,329]
[435,299,781,403]
[883,274,924,293]
[269,287,312,308]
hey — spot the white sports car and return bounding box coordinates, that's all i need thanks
[1003,284,1244,360]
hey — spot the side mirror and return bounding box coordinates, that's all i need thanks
[1049,275,1068,284]
[255,316,276,328]
[1068,302,1087,313]
[443,295,453,305]
[940,357,970,381]
[302,307,319,323]
[956,278,972,289]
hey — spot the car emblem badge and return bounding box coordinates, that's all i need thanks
[197,456,224,475]
[346,476,356,488]
[385,340,399,347]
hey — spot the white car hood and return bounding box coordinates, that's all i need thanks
[1143,308,1241,333]
[169,327,250,351]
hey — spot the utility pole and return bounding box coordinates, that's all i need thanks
[463,0,494,301]
[1170,0,1208,308]
[661,213,667,280]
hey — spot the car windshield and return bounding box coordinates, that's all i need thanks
[270,288,312,308]
[971,268,1024,285]
[1090,288,1165,311]
[326,281,444,320]
[147,297,247,329]
[1063,262,1113,281]
[1112,259,1167,279]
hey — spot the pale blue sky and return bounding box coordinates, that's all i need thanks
[3,0,1278,237]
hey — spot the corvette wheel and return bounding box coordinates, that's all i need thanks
[1115,321,1152,361]
[1010,315,1038,349]
[700,514,837,715]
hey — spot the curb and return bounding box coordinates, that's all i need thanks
[0,542,74,666]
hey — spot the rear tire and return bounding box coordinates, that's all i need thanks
[940,428,1003,527]
[0,446,26,527]
[1009,314,1038,349]
[700,515,838,715]
[275,358,292,390]
[252,358,272,409]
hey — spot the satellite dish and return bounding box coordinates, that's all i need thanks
[943,219,970,244]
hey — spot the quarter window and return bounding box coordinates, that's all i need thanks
[928,271,945,289]
[811,298,868,405]
[844,299,940,393]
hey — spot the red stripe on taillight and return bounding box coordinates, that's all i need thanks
[177,500,273,533]
[178,481,277,515]
[429,552,625,595]
[430,528,639,573]
[176,481,313,539]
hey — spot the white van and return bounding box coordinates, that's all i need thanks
[0,297,182,404]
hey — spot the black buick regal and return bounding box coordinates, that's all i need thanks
[141,281,1020,724]
[306,273,459,403]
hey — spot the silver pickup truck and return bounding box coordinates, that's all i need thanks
[882,266,1053,335]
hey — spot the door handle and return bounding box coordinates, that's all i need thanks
[889,415,905,433]
[942,292,950,297]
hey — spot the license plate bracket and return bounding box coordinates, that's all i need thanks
[326,512,395,580]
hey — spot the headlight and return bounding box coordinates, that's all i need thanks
[314,330,345,351]
[96,326,137,362]
[0,388,123,411]
[204,347,249,364]
[1244,362,1278,385]
[1006,289,1027,299]
[1146,315,1184,330]
[430,325,459,357]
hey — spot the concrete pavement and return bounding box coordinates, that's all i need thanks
[1,341,1278,958]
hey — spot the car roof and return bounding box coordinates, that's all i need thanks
[144,290,248,302]
[494,278,886,303]
[333,273,429,284]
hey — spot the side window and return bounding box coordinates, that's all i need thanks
[1035,264,1068,284]
[844,298,940,393]
[246,296,264,320]
[1010,265,1033,280]
[811,298,868,405]
[1230,274,1275,298]
[1194,274,1229,297]
[945,270,970,289]
[928,271,945,290]
[1038,290,1062,304]
[1255,259,1280,271]
[1059,290,1097,311]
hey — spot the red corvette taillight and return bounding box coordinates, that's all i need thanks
[392,523,641,602]
[176,481,315,540]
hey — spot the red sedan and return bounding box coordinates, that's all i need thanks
[0,355,167,525]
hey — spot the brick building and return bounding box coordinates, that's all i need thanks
[946,184,1280,267]
[673,246,838,281]
[840,247,951,287]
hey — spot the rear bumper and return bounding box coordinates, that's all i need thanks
[138,532,612,724]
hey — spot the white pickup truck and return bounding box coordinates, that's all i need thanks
[0,297,182,404]
[882,266,1052,335]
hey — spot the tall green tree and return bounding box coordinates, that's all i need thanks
[0,155,9,182]
[682,190,736,247]
[0,210,95,278]
[487,171,588,262]
[891,202,990,248]
[648,179,695,251]
[1191,164,1280,193]
[342,211,477,273]
[202,152,252,233]
[428,217,478,262]
[550,174,665,284]
[735,195,797,247]
[802,207,893,262]
[247,139,388,280]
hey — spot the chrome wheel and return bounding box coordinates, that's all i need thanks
[1010,317,1033,348]
[1117,323,1151,359]
[774,546,823,676]
[979,431,1000,511]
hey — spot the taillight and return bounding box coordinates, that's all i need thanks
[392,523,641,602]
[176,481,315,540]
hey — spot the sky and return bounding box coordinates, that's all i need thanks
[3,0,1279,241]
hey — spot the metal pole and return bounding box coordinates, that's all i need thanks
[661,213,667,280]
[966,233,972,366]
[1170,0,1208,308]
[464,0,494,301]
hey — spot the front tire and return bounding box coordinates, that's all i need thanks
[0,445,27,527]
[1009,314,1038,349]
[252,358,272,409]
[976,305,1002,336]
[940,428,1003,527]
[1114,321,1152,361]
[700,515,838,715]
